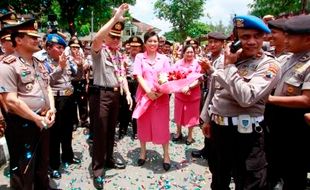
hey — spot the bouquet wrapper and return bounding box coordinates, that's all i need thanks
[132,94,152,119]
[157,73,203,94]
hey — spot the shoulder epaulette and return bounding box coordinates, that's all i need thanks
[264,51,275,58]
[298,53,310,62]
[2,55,17,64]
[33,56,44,63]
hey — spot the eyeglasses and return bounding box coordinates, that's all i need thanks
[109,35,121,40]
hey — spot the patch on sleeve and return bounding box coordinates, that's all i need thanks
[0,86,7,93]
[299,54,310,62]
[265,62,280,79]
[2,55,17,64]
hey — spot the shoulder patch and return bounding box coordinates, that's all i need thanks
[265,62,280,79]
[299,54,310,62]
[2,55,17,64]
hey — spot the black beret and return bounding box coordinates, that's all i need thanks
[207,32,227,40]
[268,18,287,31]
[164,40,172,46]
[284,15,310,34]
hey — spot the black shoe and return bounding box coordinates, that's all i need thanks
[172,134,183,142]
[50,170,61,179]
[137,159,146,166]
[65,156,81,165]
[163,162,171,171]
[191,149,207,159]
[105,160,126,169]
[93,176,104,190]
[185,139,195,145]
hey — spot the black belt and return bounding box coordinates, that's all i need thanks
[93,85,119,92]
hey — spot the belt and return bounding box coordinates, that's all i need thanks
[211,114,264,126]
[93,85,119,92]
[53,88,74,96]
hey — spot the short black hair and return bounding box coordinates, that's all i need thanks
[143,30,159,44]
[10,32,25,47]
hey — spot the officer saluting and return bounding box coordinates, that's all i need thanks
[0,19,56,190]
[267,15,310,190]
[90,3,133,190]
[200,15,281,189]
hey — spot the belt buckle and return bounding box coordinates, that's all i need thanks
[65,89,73,96]
[218,115,225,125]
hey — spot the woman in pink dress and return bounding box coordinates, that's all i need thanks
[133,30,171,171]
[172,45,201,145]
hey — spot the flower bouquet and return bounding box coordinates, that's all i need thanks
[156,70,203,94]
[133,69,202,119]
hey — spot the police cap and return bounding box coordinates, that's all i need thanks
[284,15,310,34]
[46,33,67,47]
[128,36,143,47]
[186,39,199,46]
[268,18,287,31]
[110,21,124,37]
[6,18,40,37]
[234,15,271,33]
[207,32,227,40]
[68,38,81,48]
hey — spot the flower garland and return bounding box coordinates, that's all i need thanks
[102,45,126,95]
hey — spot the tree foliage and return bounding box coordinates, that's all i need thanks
[154,0,205,41]
[3,0,136,36]
[249,0,308,17]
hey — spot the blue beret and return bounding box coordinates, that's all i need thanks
[284,15,310,34]
[46,34,67,47]
[234,15,271,34]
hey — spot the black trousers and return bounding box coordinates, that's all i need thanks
[72,79,89,125]
[90,87,120,177]
[209,121,267,190]
[118,78,138,136]
[5,113,50,190]
[49,96,75,170]
[265,104,310,190]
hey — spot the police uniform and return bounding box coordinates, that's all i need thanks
[0,19,53,190]
[264,18,292,188]
[39,34,82,179]
[195,32,227,160]
[90,21,128,182]
[0,11,19,137]
[118,36,143,139]
[267,15,310,190]
[202,15,281,189]
[68,39,89,128]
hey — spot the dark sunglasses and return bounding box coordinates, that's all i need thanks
[109,35,121,40]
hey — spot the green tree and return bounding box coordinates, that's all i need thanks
[249,0,307,17]
[154,0,205,41]
[5,0,136,36]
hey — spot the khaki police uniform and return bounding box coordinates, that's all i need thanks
[42,50,81,172]
[0,53,51,190]
[269,52,310,189]
[203,50,281,189]
[90,21,128,178]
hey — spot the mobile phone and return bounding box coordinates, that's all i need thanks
[230,40,242,53]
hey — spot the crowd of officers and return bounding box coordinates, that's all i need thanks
[0,3,310,190]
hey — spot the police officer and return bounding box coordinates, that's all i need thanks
[118,36,143,140]
[263,18,292,189]
[0,11,18,137]
[68,39,89,129]
[90,3,133,189]
[0,19,56,190]
[41,34,82,179]
[267,15,310,190]
[193,32,227,160]
[200,15,281,189]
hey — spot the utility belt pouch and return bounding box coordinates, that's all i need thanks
[237,114,253,134]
